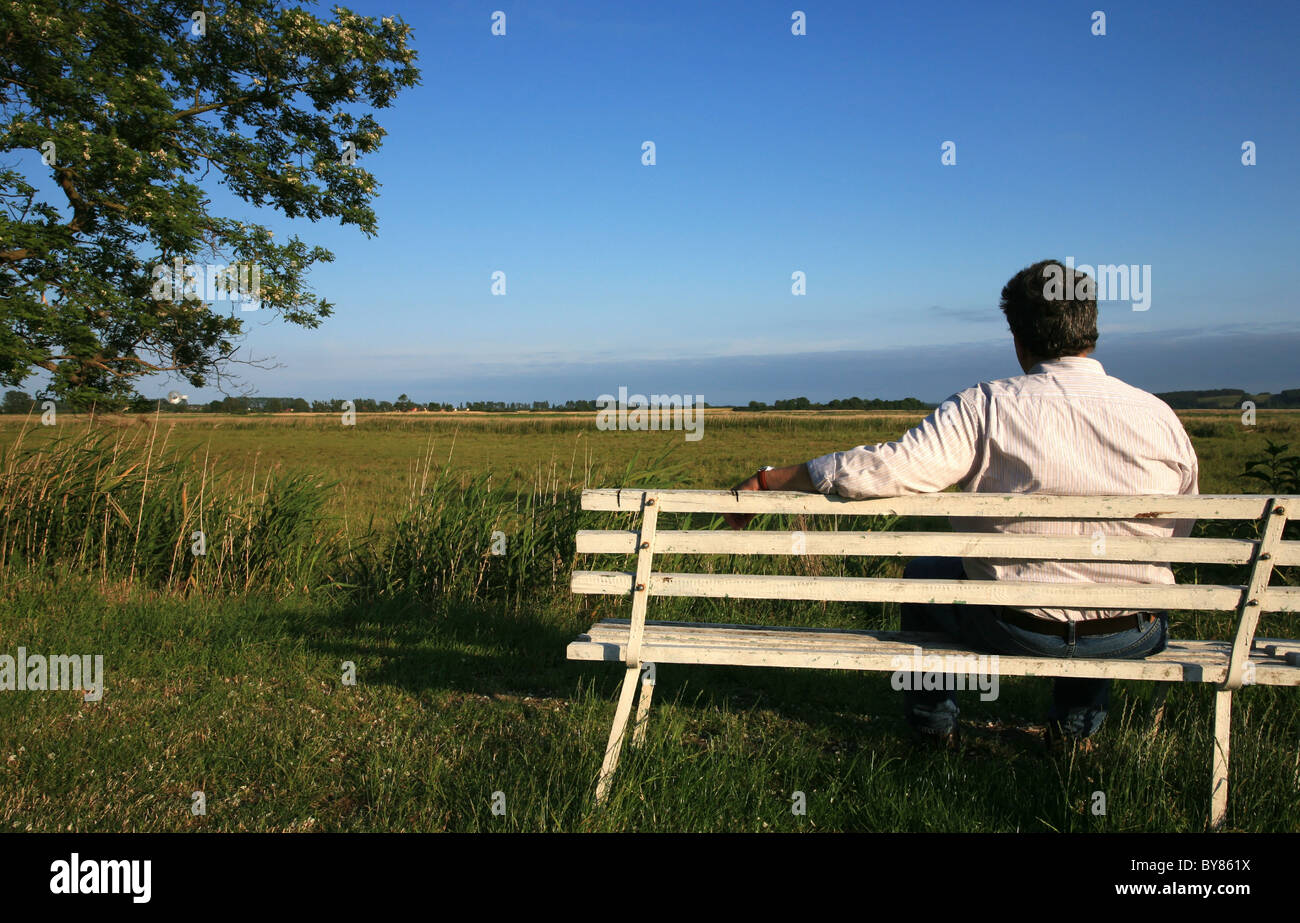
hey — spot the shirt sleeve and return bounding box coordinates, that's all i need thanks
[1171,417,1200,538]
[805,388,984,498]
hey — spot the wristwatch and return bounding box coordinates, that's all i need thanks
[757,466,775,490]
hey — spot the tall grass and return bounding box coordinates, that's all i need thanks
[345,440,695,606]
[345,446,584,606]
[0,420,695,605]
[0,420,336,594]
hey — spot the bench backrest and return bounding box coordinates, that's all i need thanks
[572,489,1300,690]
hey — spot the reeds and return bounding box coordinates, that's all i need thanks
[0,421,335,594]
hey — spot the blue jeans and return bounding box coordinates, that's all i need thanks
[899,556,1169,738]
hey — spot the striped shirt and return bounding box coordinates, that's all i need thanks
[804,356,1200,621]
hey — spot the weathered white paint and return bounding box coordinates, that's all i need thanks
[568,621,1300,686]
[576,528,1300,566]
[570,570,1260,611]
[1222,498,1289,690]
[581,488,1295,519]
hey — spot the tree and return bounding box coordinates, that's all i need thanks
[0,1,419,408]
[1,388,30,413]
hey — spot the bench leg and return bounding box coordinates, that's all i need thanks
[1146,682,1171,734]
[1210,689,1232,830]
[595,664,641,804]
[631,662,657,748]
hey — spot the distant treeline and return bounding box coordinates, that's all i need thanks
[143,396,608,414]
[0,391,609,414]
[4,388,1298,415]
[1154,388,1300,410]
[0,391,931,414]
[737,396,933,411]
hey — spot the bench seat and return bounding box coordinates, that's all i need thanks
[570,618,1300,686]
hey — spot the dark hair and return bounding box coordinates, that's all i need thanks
[999,259,1098,360]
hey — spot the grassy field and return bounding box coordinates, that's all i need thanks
[1,409,1297,831]
[1,408,1293,520]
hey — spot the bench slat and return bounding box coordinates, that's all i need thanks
[572,569,1255,610]
[567,620,1300,686]
[582,628,1234,672]
[581,620,1228,662]
[1256,638,1300,657]
[575,528,1299,565]
[581,489,1296,519]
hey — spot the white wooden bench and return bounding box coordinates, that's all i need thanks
[567,488,1300,828]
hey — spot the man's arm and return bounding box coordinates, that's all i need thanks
[723,391,984,529]
[748,463,816,492]
[723,464,815,529]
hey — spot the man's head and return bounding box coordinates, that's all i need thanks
[1000,259,1098,372]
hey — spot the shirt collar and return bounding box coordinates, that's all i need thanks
[1029,355,1105,375]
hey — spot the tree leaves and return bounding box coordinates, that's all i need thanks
[0,0,420,407]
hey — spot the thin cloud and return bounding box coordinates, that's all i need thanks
[928,304,1002,323]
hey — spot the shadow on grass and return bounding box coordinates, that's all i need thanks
[280,591,1086,770]
[280,594,583,698]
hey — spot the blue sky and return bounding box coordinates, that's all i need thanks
[148,0,1299,404]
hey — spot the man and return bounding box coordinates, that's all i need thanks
[724,259,1200,745]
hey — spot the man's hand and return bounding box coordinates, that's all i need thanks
[724,474,762,529]
[724,463,818,529]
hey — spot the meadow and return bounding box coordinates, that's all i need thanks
[0,409,1296,831]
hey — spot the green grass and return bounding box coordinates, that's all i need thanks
[4,576,1297,832]
[1,409,1298,831]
